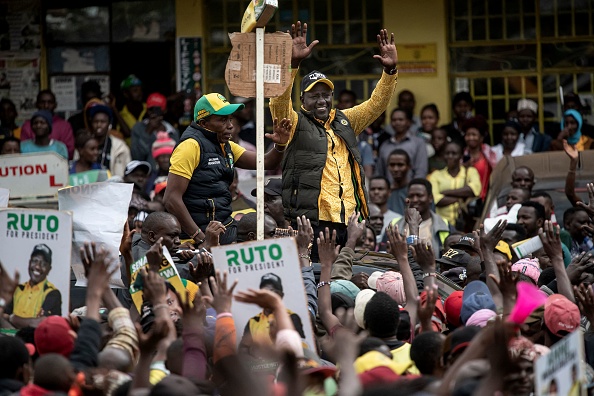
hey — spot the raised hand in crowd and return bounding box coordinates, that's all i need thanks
[410,238,437,290]
[404,199,422,236]
[350,272,370,290]
[81,242,119,321]
[289,21,319,68]
[204,220,226,250]
[418,285,438,333]
[119,220,135,275]
[189,251,214,282]
[203,270,238,315]
[566,252,594,286]
[489,263,518,317]
[564,140,581,206]
[539,220,575,302]
[345,211,366,250]
[574,283,594,327]
[131,314,171,391]
[386,224,419,337]
[0,261,19,316]
[295,215,313,267]
[317,227,342,332]
[577,182,594,219]
[479,219,507,307]
[138,267,168,310]
[146,237,164,272]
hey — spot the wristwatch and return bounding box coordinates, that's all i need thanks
[386,66,398,75]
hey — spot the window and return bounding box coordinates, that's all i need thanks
[448,0,594,143]
[204,0,384,108]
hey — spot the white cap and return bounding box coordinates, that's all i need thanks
[354,289,376,329]
[517,99,538,114]
[367,271,383,290]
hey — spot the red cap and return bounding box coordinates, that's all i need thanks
[154,181,167,195]
[444,290,464,328]
[34,316,75,357]
[544,294,581,337]
[146,93,167,111]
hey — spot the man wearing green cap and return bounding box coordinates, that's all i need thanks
[269,21,399,260]
[119,74,146,138]
[164,93,291,245]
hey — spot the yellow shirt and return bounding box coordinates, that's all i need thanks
[119,104,147,130]
[270,69,398,224]
[428,166,482,226]
[169,138,246,180]
[12,280,58,318]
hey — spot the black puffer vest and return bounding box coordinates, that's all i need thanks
[281,109,369,224]
[177,122,234,227]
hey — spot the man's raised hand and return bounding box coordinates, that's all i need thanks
[289,21,319,68]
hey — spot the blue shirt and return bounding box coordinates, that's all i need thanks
[21,139,68,160]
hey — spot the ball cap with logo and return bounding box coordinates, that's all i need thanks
[301,70,335,94]
[544,294,580,337]
[452,233,480,255]
[194,93,245,121]
[436,248,472,271]
[251,178,282,197]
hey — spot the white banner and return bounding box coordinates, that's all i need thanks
[0,208,72,320]
[212,238,315,353]
[0,188,9,207]
[0,153,68,199]
[58,182,133,288]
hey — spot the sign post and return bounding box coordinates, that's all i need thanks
[240,0,278,240]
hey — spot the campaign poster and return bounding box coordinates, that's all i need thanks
[535,330,586,396]
[212,238,316,353]
[129,248,186,312]
[0,208,72,322]
[58,182,133,288]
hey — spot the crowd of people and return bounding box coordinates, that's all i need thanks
[0,20,594,396]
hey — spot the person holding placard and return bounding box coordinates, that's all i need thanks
[269,21,398,260]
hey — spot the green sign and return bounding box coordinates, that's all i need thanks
[69,170,110,186]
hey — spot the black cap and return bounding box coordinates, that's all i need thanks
[260,272,283,293]
[251,178,282,197]
[31,243,52,264]
[436,248,471,270]
[300,70,334,94]
[452,233,480,255]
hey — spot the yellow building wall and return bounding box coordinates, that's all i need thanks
[176,0,204,37]
[174,0,451,122]
[383,0,451,123]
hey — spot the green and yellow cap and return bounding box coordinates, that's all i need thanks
[194,93,245,121]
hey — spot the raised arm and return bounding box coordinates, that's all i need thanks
[564,140,581,207]
[317,228,343,333]
[479,220,507,309]
[540,220,575,302]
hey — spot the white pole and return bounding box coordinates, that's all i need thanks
[256,27,265,240]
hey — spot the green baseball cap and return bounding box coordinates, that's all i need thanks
[194,93,245,121]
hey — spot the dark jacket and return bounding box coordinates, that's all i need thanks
[70,317,102,372]
[177,122,234,228]
[281,110,368,224]
[0,378,24,396]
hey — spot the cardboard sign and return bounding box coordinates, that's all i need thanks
[69,169,111,186]
[534,330,586,396]
[225,31,292,98]
[212,238,315,352]
[0,208,72,320]
[0,153,68,199]
[58,182,133,288]
[129,248,186,312]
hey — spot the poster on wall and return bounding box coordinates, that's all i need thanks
[49,75,110,118]
[0,57,40,124]
[0,0,42,52]
[0,208,72,324]
[177,37,203,98]
[397,43,438,75]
